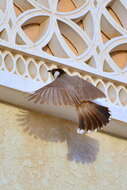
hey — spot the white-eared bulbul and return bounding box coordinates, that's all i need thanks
[28,68,111,134]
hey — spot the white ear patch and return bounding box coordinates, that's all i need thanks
[54,71,60,78]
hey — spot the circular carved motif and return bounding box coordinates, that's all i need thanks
[0,0,127,76]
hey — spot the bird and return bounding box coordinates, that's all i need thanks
[28,68,111,134]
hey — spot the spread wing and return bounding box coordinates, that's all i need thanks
[28,74,105,106]
[28,77,80,106]
[67,75,105,102]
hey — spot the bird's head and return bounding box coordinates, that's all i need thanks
[48,68,65,79]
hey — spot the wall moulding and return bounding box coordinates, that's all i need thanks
[0,0,127,137]
[0,47,127,120]
[0,0,127,83]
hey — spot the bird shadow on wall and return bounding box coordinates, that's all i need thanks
[16,110,99,164]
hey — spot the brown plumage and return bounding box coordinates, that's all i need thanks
[28,68,111,134]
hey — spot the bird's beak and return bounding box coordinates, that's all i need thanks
[48,70,52,72]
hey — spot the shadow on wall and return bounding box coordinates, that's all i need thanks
[16,110,99,164]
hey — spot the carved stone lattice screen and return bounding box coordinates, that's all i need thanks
[0,0,127,126]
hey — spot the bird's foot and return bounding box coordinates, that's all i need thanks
[77,128,85,135]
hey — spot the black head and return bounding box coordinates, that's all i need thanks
[48,68,65,78]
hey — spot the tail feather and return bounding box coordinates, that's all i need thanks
[85,108,101,130]
[77,101,111,133]
[90,110,102,128]
[78,114,84,130]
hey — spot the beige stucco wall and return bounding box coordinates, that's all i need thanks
[0,102,126,190]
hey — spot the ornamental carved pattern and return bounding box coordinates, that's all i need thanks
[0,0,127,107]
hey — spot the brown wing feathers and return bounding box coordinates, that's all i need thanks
[77,101,111,132]
[28,74,105,105]
[28,72,111,133]
[28,86,80,106]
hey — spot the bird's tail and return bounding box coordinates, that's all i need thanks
[76,101,111,134]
